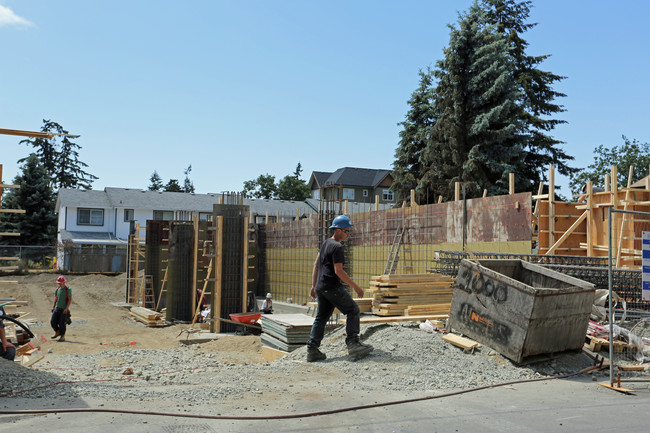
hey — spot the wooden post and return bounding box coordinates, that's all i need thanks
[437,195,443,204]
[455,182,460,202]
[375,195,379,211]
[586,181,593,257]
[345,200,349,215]
[265,212,268,225]
[604,174,611,192]
[410,189,416,206]
[276,210,280,222]
[615,165,634,266]
[482,189,488,198]
[509,173,515,195]
[549,165,555,249]
[296,208,300,220]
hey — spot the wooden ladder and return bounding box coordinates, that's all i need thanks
[142,275,155,309]
[383,225,405,275]
[154,267,168,312]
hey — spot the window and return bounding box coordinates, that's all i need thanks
[153,210,174,221]
[124,209,134,222]
[313,190,320,200]
[199,212,212,222]
[363,189,369,197]
[78,208,104,226]
[343,188,355,200]
[382,189,394,202]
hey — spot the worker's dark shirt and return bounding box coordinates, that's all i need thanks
[315,238,345,292]
[0,306,5,329]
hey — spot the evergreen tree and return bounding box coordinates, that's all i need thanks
[19,119,98,190]
[481,0,577,183]
[392,70,436,204]
[164,179,183,192]
[148,170,164,191]
[277,163,310,201]
[419,3,527,200]
[0,154,57,245]
[183,165,195,193]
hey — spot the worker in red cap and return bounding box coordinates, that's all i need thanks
[50,276,72,341]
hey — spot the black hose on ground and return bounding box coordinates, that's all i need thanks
[0,314,34,339]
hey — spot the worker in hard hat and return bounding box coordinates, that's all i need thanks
[262,293,273,314]
[306,215,373,362]
[50,276,72,342]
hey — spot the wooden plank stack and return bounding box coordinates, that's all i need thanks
[129,306,168,327]
[368,273,455,316]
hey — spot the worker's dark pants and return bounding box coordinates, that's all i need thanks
[51,308,67,336]
[0,345,15,361]
[307,285,360,348]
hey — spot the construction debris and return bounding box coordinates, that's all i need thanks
[260,314,314,352]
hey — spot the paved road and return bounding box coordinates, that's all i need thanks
[1,376,649,432]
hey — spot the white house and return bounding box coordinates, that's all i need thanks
[54,187,318,271]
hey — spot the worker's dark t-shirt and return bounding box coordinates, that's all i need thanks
[316,238,345,292]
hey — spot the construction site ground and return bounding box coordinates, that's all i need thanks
[1,273,650,432]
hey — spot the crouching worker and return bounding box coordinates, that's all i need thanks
[306,215,373,362]
[0,306,16,361]
[51,276,72,342]
[262,293,273,314]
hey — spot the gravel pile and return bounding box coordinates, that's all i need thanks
[1,322,598,406]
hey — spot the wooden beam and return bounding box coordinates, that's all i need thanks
[586,181,593,257]
[0,128,55,139]
[214,216,223,333]
[548,165,555,248]
[0,232,20,236]
[455,182,460,202]
[0,184,20,189]
[509,172,515,195]
[0,209,26,214]
[616,165,634,267]
[545,211,588,255]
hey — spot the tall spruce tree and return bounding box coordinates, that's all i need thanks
[0,154,57,245]
[19,119,98,190]
[481,0,577,183]
[392,70,436,204]
[419,3,527,200]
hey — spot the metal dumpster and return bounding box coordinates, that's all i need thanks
[448,259,595,363]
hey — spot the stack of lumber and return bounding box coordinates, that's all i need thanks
[260,314,314,352]
[129,307,168,327]
[368,273,455,316]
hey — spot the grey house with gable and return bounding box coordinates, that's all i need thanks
[308,167,395,204]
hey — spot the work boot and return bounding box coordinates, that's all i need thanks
[51,331,60,339]
[58,335,65,342]
[347,338,373,360]
[306,345,326,362]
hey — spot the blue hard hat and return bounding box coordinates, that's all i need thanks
[329,215,352,229]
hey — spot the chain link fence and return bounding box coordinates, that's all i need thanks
[0,245,57,271]
[606,209,650,387]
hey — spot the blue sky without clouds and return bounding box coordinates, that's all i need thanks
[1,1,649,199]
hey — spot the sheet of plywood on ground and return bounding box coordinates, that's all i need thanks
[537,201,587,255]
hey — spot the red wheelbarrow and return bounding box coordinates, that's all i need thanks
[229,312,261,324]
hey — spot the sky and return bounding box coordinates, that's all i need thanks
[1,1,649,199]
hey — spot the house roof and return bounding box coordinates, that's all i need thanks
[319,167,392,188]
[60,229,127,245]
[56,188,316,216]
[309,171,333,189]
